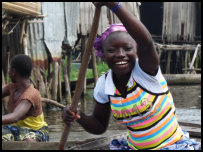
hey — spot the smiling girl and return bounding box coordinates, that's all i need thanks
[62,2,201,150]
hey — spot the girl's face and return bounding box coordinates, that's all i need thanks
[8,67,16,83]
[103,31,137,77]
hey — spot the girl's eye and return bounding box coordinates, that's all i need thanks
[125,47,132,51]
[107,49,116,53]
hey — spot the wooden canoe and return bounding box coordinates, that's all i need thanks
[2,122,201,150]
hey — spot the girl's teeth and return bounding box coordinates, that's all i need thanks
[116,61,127,65]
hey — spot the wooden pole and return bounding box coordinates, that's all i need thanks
[189,44,201,71]
[92,48,98,86]
[58,61,62,103]
[62,59,71,104]
[166,51,172,74]
[67,49,72,84]
[58,7,101,150]
[184,51,189,74]
[41,98,65,109]
[51,61,59,100]
[2,70,8,114]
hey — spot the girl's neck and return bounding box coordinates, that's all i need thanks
[113,72,131,97]
[15,79,31,90]
[113,72,131,84]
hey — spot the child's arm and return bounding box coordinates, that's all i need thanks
[62,101,111,135]
[77,101,111,134]
[2,85,10,98]
[2,100,32,125]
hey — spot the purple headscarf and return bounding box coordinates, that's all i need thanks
[93,23,127,58]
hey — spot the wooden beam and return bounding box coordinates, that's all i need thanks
[164,74,201,85]
[155,43,201,51]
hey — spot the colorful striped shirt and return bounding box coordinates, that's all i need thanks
[94,59,184,150]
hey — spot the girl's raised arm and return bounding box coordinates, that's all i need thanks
[94,2,159,75]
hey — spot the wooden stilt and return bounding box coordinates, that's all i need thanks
[189,44,201,74]
[92,48,98,86]
[35,66,46,97]
[51,61,59,100]
[58,61,62,103]
[67,49,72,84]
[6,51,10,83]
[62,59,72,104]
[81,36,88,95]
[184,51,189,74]
[2,70,8,114]
[166,51,172,74]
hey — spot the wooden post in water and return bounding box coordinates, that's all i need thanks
[52,61,59,100]
[35,66,46,97]
[189,44,201,74]
[58,61,62,103]
[184,51,189,74]
[166,51,172,74]
[62,59,72,104]
[92,48,98,86]
[81,36,87,95]
[2,70,8,114]
[67,48,72,84]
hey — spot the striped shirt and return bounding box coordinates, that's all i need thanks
[94,59,184,150]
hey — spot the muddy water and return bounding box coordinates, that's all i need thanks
[44,85,201,142]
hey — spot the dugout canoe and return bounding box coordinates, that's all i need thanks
[2,121,201,150]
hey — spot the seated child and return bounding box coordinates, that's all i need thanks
[2,54,49,142]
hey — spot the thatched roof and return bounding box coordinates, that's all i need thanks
[2,2,41,16]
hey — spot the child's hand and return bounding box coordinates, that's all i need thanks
[62,106,80,125]
[92,2,118,9]
[92,2,106,8]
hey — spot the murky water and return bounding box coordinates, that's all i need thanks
[44,84,201,142]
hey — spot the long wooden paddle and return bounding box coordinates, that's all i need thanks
[58,7,101,150]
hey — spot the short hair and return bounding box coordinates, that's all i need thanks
[10,54,33,78]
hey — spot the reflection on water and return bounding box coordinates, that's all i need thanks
[169,85,201,109]
[168,85,201,125]
[44,84,201,141]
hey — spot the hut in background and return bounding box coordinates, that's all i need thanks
[140,2,201,74]
[2,2,141,105]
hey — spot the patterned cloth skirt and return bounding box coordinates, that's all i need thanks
[110,130,201,150]
[2,125,49,142]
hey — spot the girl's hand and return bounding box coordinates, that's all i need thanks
[92,2,118,9]
[62,106,80,125]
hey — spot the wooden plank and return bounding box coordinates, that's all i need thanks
[155,43,200,51]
